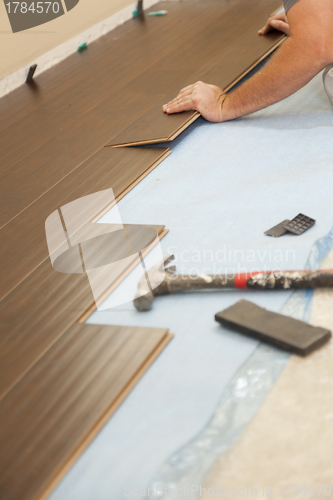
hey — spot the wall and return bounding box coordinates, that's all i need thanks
[0,0,160,94]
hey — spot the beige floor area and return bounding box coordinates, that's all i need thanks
[204,250,333,496]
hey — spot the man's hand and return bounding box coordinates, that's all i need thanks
[162,0,333,124]
[162,81,227,122]
[258,11,290,36]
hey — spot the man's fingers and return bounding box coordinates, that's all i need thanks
[258,12,289,36]
[259,18,289,36]
[169,88,192,103]
[163,87,194,111]
[270,19,290,35]
[258,20,272,35]
[178,84,194,95]
[170,87,193,103]
[163,98,195,114]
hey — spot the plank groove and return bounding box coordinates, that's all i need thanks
[0,224,166,401]
[0,0,229,175]
[0,0,283,228]
[0,3,286,499]
[0,146,169,302]
[106,2,284,147]
[0,1,220,138]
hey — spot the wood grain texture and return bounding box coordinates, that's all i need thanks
[0,323,173,500]
[0,4,286,499]
[0,0,283,229]
[0,89,162,229]
[0,0,235,228]
[0,224,166,402]
[0,1,221,172]
[0,146,169,302]
[106,2,285,147]
[0,0,230,135]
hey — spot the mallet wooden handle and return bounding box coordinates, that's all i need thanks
[133,254,333,311]
[155,270,333,295]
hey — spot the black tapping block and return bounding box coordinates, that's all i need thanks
[215,299,331,356]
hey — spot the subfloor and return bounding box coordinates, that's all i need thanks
[204,279,333,494]
[1,1,333,499]
[50,73,333,499]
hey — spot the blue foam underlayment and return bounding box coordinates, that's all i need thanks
[50,72,333,500]
[146,226,333,499]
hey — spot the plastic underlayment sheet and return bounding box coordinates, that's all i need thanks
[49,72,333,500]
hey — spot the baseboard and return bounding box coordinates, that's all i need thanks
[0,0,161,99]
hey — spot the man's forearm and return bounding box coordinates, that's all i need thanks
[162,0,333,123]
[223,0,333,122]
[222,35,331,121]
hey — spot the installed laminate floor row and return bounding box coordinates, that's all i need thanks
[107,4,285,147]
[0,323,172,500]
[0,0,227,218]
[0,222,166,401]
[0,0,218,162]
[0,146,169,302]
[0,2,285,499]
[0,145,170,500]
[0,0,284,229]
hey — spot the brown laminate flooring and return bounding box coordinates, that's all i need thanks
[0,1,284,498]
[0,223,167,401]
[0,323,172,500]
[105,0,285,147]
[0,0,284,228]
[0,146,169,303]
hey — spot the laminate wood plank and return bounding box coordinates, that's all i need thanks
[0,323,173,500]
[164,31,286,142]
[0,12,153,131]
[106,2,284,147]
[0,1,229,174]
[0,224,166,401]
[187,21,286,91]
[0,88,162,229]
[0,0,281,229]
[0,0,240,226]
[0,1,221,135]
[0,146,169,303]
[165,32,285,140]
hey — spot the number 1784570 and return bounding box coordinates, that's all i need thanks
[5,2,60,14]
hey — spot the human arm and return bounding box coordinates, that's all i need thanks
[162,0,333,122]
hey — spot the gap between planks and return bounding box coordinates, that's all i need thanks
[0,149,171,305]
[77,228,169,323]
[105,35,286,148]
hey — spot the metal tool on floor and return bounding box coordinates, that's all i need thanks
[265,213,315,237]
[323,63,333,105]
[134,254,333,311]
[26,64,37,83]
